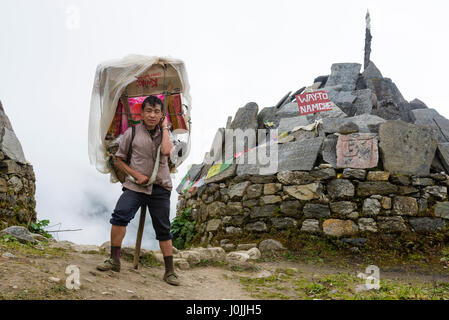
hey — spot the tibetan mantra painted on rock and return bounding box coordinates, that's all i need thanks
[336,133,378,169]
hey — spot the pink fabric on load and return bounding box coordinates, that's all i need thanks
[119,95,165,134]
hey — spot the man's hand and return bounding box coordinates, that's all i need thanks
[161,116,168,128]
[115,158,149,185]
[160,114,174,156]
[135,173,149,185]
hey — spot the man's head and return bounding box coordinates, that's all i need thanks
[141,95,164,129]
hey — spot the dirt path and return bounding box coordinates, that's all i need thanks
[1,241,449,300]
[0,248,254,300]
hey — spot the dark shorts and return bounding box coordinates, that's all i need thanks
[110,184,173,241]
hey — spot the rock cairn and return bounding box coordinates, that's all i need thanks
[176,60,449,248]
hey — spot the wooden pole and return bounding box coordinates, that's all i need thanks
[364,9,372,71]
[133,204,146,269]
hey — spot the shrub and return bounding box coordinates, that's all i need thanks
[29,219,53,238]
[171,207,196,250]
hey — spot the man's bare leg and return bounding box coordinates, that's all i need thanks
[159,239,173,257]
[111,225,126,246]
[110,225,126,264]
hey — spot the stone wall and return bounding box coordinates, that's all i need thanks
[0,101,36,229]
[176,167,449,250]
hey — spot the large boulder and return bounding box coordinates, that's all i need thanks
[352,89,373,115]
[409,98,429,111]
[336,133,378,169]
[379,120,438,176]
[365,75,406,107]
[325,86,356,105]
[276,137,324,171]
[275,102,301,119]
[237,137,323,176]
[412,108,449,143]
[225,103,259,168]
[230,102,259,131]
[322,114,386,134]
[0,101,27,164]
[361,62,412,122]
[325,63,362,91]
[0,226,37,244]
[362,61,383,84]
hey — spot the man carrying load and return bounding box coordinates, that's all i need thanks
[96,95,180,286]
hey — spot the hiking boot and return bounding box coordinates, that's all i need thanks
[163,271,180,286]
[96,258,120,272]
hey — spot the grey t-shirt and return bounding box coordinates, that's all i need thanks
[115,123,172,195]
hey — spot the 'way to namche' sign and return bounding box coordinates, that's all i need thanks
[295,90,332,115]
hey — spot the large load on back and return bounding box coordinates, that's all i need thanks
[88,54,192,182]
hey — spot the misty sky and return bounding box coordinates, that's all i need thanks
[0,0,448,249]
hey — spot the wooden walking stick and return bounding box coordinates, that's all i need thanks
[133,204,146,269]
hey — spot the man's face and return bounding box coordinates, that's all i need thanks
[141,103,163,128]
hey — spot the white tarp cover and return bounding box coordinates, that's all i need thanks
[88,54,192,181]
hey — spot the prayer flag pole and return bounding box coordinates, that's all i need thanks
[364,9,372,71]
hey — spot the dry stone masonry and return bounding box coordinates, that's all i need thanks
[0,100,37,229]
[176,61,449,250]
